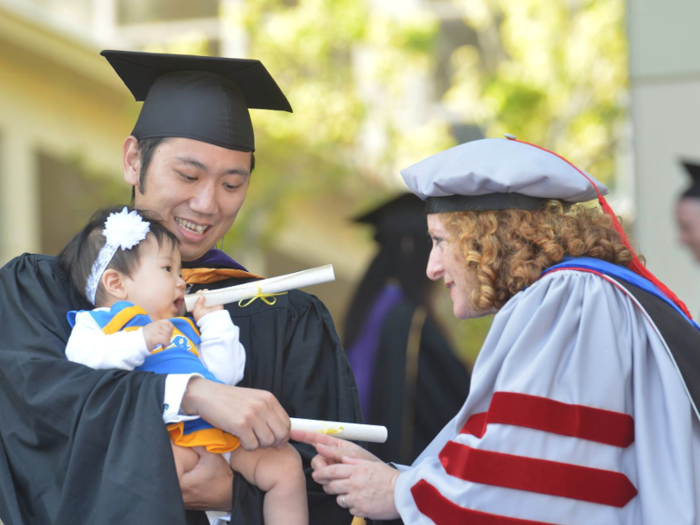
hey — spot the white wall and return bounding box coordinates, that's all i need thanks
[628,0,700,315]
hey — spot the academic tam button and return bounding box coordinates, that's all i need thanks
[504,133,517,140]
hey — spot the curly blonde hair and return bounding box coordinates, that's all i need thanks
[443,200,638,313]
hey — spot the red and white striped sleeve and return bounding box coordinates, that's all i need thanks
[394,270,699,524]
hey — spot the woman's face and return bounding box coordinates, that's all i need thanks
[426,214,477,320]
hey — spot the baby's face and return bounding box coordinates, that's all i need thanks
[123,235,187,320]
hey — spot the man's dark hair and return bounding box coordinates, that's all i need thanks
[58,206,180,306]
[133,137,169,199]
[131,137,256,201]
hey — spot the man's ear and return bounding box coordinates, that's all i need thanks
[102,269,129,300]
[123,136,141,188]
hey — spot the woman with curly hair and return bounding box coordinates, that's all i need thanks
[440,200,635,317]
[293,136,700,524]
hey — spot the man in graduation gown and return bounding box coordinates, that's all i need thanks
[344,194,470,466]
[294,137,700,524]
[0,50,362,525]
[676,160,700,263]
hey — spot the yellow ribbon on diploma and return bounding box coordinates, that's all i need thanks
[319,422,344,435]
[238,286,288,307]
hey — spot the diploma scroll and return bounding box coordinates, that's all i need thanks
[291,418,388,443]
[185,264,336,311]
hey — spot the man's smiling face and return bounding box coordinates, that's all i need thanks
[126,137,251,261]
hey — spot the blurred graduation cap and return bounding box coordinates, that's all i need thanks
[401,136,608,213]
[353,193,428,238]
[680,160,700,199]
[449,123,484,145]
[101,50,292,152]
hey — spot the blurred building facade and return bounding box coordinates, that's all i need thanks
[0,1,133,262]
[0,0,264,270]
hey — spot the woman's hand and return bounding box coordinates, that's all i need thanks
[291,430,380,469]
[179,447,233,511]
[291,430,401,520]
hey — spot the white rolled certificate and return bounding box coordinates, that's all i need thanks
[291,417,388,443]
[185,264,336,311]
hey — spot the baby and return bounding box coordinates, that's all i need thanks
[59,206,307,524]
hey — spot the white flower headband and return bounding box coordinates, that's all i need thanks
[85,207,150,305]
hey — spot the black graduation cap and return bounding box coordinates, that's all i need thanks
[681,160,700,199]
[101,50,292,152]
[353,193,428,237]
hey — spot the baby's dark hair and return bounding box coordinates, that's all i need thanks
[59,206,180,306]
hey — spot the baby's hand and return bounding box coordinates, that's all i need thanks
[192,291,223,323]
[143,320,174,351]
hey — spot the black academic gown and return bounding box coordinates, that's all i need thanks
[0,254,361,525]
[185,266,363,525]
[366,301,470,465]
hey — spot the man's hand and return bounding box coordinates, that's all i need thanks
[181,377,291,450]
[180,447,233,511]
[143,320,174,351]
[192,292,223,323]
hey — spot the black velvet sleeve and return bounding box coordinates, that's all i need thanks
[0,254,188,525]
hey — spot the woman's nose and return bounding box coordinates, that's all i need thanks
[426,248,443,281]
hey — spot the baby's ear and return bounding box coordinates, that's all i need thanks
[102,269,128,300]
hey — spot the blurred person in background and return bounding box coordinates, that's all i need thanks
[677,161,700,263]
[295,137,700,524]
[344,193,470,467]
[0,50,361,525]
